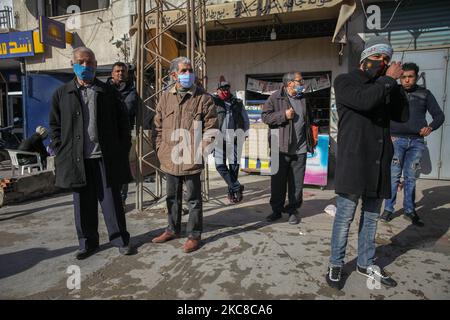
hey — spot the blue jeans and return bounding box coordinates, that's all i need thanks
[384,137,425,215]
[330,194,382,268]
[214,141,241,193]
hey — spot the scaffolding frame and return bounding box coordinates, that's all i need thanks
[135,0,208,212]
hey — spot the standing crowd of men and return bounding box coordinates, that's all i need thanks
[48,35,444,290]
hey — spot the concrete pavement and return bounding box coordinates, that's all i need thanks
[0,172,449,299]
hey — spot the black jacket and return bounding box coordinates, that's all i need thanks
[262,88,316,154]
[49,79,132,189]
[390,85,445,137]
[334,69,409,198]
[18,133,48,161]
[212,94,248,131]
[107,77,138,127]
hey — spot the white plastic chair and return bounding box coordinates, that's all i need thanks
[6,149,43,176]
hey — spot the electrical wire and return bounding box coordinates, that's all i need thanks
[400,37,414,63]
[360,0,404,30]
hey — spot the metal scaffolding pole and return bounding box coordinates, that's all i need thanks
[135,0,145,212]
[135,0,209,212]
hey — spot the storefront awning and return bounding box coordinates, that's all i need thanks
[130,0,356,43]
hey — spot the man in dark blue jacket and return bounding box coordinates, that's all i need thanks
[107,62,138,206]
[212,77,249,204]
[381,62,445,226]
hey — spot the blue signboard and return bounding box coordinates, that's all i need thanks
[39,16,66,49]
[0,31,35,59]
[22,73,74,143]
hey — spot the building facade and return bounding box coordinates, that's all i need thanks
[1,0,448,181]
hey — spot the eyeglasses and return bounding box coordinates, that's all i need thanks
[293,79,305,84]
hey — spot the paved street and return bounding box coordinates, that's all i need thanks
[0,172,449,299]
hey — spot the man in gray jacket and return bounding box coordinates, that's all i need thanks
[262,71,316,225]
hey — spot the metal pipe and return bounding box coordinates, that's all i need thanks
[135,0,146,212]
[201,0,207,87]
[0,72,9,127]
[135,0,209,210]
[156,0,163,198]
[37,0,45,17]
[190,0,195,63]
[186,0,191,60]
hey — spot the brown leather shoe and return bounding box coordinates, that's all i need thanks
[152,230,179,243]
[182,237,201,253]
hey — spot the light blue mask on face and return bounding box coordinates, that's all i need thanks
[294,85,305,98]
[178,73,195,89]
[73,63,96,81]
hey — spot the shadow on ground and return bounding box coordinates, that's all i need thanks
[340,185,450,287]
[0,246,78,279]
[0,201,73,221]
[129,179,335,250]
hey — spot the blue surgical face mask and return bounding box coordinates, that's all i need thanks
[73,63,96,81]
[177,73,195,89]
[295,85,305,98]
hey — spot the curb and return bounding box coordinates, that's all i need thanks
[0,172,60,206]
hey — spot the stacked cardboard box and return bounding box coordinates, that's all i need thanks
[242,122,271,171]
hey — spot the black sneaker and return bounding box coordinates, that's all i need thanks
[227,191,236,204]
[356,265,397,288]
[234,185,244,203]
[380,210,393,222]
[266,212,282,222]
[403,211,424,227]
[74,246,99,260]
[326,266,343,290]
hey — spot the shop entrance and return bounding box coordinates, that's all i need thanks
[244,71,332,133]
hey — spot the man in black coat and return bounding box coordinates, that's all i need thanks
[326,36,409,290]
[49,47,133,260]
[107,62,138,206]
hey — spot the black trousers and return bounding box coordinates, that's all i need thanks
[120,144,132,201]
[270,152,307,215]
[73,158,130,250]
[166,172,202,238]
